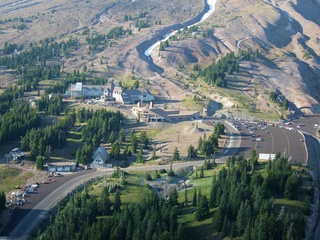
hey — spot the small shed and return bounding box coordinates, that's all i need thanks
[259,153,276,161]
[91,146,110,165]
[47,162,76,172]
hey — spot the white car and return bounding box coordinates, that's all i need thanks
[256,138,262,142]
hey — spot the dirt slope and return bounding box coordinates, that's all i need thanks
[0,0,320,115]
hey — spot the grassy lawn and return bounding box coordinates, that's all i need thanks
[90,170,151,205]
[0,165,34,193]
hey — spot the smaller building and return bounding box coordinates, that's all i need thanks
[132,102,200,122]
[90,146,110,168]
[47,162,77,172]
[259,153,276,161]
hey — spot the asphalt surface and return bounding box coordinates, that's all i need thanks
[0,169,98,238]
[230,121,307,164]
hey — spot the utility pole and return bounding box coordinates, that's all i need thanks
[5,154,10,165]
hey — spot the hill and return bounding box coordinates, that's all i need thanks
[0,0,319,117]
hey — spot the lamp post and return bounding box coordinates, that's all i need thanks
[20,136,22,150]
[177,131,180,143]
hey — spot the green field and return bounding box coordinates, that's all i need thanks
[0,165,34,193]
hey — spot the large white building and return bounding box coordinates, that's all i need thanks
[64,80,154,104]
[113,87,155,104]
[64,79,115,99]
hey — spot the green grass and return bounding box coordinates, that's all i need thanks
[181,95,203,111]
[274,198,303,213]
[0,165,34,193]
[90,171,150,204]
[67,131,82,142]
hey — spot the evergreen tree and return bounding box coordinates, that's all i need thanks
[36,156,43,170]
[184,188,188,207]
[187,144,197,159]
[197,136,203,151]
[168,188,178,206]
[151,146,157,160]
[212,208,223,232]
[136,149,144,163]
[140,131,149,149]
[172,147,180,161]
[110,141,121,160]
[131,134,137,153]
[119,128,125,143]
[195,195,209,221]
[113,190,121,211]
[0,191,6,210]
[192,188,197,206]
[100,186,111,215]
[109,131,115,144]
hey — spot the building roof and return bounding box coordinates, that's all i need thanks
[92,146,109,161]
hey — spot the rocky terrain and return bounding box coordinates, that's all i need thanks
[0,0,319,116]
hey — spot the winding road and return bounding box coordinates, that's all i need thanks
[0,119,238,239]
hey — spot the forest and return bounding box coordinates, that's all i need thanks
[33,153,311,240]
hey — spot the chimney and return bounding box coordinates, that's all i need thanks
[150,102,153,108]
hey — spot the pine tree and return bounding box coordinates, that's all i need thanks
[192,188,197,206]
[119,128,125,143]
[114,190,121,211]
[172,147,180,161]
[136,149,144,163]
[109,131,115,144]
[0,190,6,210]
[36,156,43,170]
[152,146,157,160]
[184,188,188,207]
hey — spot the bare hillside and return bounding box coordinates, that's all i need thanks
[0,0,320,116]
[150,0,320,115]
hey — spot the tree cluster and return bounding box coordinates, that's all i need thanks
[3,42,24,55]
[210,154,308,239]
[36,94,62,115]
[22,114,75,161]
[0,101,40,145]
[191,49,259,87]
[39,188,181,240]
[197,132,218,158]
[79,108,123,146]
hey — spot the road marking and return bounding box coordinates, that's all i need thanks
[281,129,290,157]
[270,131,274,154]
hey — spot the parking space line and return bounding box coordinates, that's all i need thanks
[270,131,274,154]
[281,129,290,156]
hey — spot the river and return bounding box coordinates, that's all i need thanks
[135,0,217,74]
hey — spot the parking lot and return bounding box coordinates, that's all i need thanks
[231,121,307,164]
